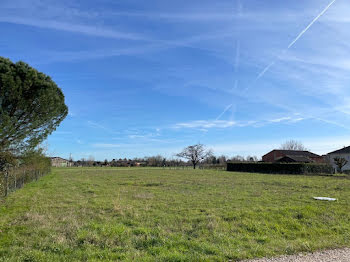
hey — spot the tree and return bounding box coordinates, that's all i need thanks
[0,151,17,196]
[280,140,307,151]
[86,155,95,167]
[217,155,227,164]
[333,157,348,173]
[0,151,17,171]
[176,144,213,169]
[0,57,68,153]
[246,155,258,162]
[204,155,217,165]
[146,155,164,167]
[110,159,117,167]
[230,155,245,162]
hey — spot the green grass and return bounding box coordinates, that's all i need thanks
[0,168,350,261]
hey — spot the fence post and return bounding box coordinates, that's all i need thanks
[22,170,25,188]
[4,168,8,197]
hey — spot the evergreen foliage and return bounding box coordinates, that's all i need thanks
[0,57,68,153]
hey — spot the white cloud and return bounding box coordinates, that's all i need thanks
[0,0,145,41]
[39,45,160,63]
[269,116,305,123]
[208,135,350,158]
[174,116,305,130]
[174,120,237,129]
[0,16,145,41]
[110,11,237,22]
[269,117,292,123]
[87,121,108,130]
[128,135,147,139]
[92,143,122,148]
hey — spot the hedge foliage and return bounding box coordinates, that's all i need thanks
[227,162,333,175]
[0,150,51,197]
[199,164,226,170]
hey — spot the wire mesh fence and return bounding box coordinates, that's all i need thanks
[0,166,51,198]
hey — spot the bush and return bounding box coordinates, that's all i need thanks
[342,170,350,175]
[226,162,333,175]
[199,164,226,170]
[0,149,51,197]
[302,163,333,174]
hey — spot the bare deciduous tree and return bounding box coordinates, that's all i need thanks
[230,155,245,162]
[146,155,164,167]
[280,140,307,151]
[176,144,213,169]
[333,157,348,173]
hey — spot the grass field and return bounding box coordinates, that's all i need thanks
[0,168,350,261]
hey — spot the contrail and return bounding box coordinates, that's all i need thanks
[255,0,336,81]
[288,0,336,49]
[214,3,241,122]
[232,79,239,91]
[231,40,241,92]
[215,104,233,120]
[256,61,276,80]
[234,40,240,73]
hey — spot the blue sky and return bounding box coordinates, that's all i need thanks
[1,0,350,160]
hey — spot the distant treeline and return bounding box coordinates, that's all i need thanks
[71,155,260,168]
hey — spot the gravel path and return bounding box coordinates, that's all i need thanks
[244,248,350,262]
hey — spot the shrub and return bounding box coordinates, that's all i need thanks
[199,164,226,170]
[0,149,51,197]
[226,162,333,175]
[342,170,350,175]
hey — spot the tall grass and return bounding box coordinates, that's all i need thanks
[0,168,349,261]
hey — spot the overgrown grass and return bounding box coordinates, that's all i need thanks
[0,167,350,261]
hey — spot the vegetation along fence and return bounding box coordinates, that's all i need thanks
[0,152,51,198]
[199,164,226,170]
[227,162,333,175]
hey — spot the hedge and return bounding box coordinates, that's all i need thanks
[0,151,51,197]
[227,162,333,175]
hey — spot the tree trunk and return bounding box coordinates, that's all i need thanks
[193,162,196,169]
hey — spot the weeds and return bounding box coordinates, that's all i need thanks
[0,168,349,261]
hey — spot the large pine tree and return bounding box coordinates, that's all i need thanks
[0,57,68,153]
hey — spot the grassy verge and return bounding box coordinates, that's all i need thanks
[0,168,349,261]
